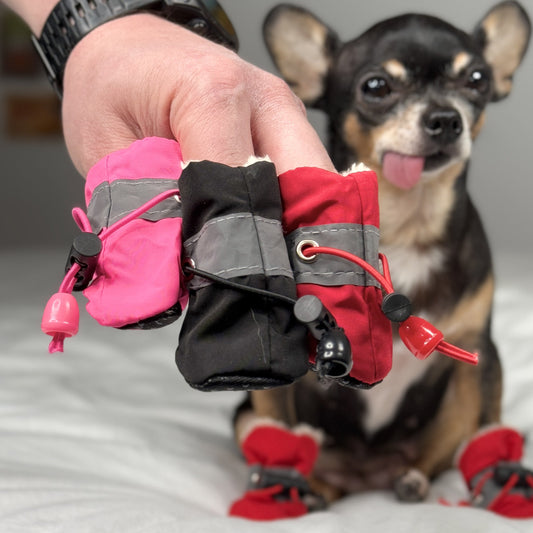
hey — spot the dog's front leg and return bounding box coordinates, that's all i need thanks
[250,387,299,426]
[233,387,299,448]
[394,271,503,502]
[394,359,489,502]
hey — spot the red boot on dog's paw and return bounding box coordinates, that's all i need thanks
[229,484,309,521]
[229,424,323,520]
[457,426,533,518]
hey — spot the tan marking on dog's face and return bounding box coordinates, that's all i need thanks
[343,112,381,169]
[344,100,473,169]
[372,101,431,159]
[451,52,473,76]
[343,110,467,247]
[434,274,494,344]
[471,110,486,140]
[382,59,408,81]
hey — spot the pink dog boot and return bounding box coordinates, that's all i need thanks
[229,424,324,520]
[457,426,533,517]
[42,137,189,353]
[81,137,188,329]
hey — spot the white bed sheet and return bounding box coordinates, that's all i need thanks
[1,248,533,533]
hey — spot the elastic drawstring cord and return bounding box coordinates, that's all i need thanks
[99,189,180,240]
[43,189,180,353]
[188,241,477,366]
[301,245,394,293]
[299,244,478,365]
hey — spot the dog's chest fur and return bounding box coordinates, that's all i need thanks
[361,339,430,435]
[360,240,445,435]
[357,181,451,435]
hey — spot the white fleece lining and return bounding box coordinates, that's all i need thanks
[341,162,371,175]
[181,155,272,170]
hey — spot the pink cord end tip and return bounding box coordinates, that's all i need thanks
[48,334,65,354]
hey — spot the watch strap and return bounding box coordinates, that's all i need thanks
[32,0,238,96]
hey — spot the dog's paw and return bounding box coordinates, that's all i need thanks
[394,469,430,502]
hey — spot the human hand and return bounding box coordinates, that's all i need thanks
[61,13,335,176]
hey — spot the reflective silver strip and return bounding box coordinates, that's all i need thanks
[87,178,181,233]
[286,223,380,287]
[184,213,294,290]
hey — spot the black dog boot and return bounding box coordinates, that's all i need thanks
[176,159,308,391]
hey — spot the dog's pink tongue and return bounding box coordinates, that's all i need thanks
[382,152,425,190]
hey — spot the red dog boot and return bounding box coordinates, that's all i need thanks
[229,424,324,520]
[457,426,533,517]
[279,165,392,388]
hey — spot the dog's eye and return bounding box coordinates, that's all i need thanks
[361,77,392,100]
[466,70,489,93]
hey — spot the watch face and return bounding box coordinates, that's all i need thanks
[164,0,239,50]
[202,0,239,50]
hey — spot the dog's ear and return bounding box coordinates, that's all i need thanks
[263,4,340,107]
[473,1,531,101]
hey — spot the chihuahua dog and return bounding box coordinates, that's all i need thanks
[233,1,531,504]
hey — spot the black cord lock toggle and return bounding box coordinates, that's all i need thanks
[294,295,353,379]
[247,465,327,511]
[381,292,412,323]
[65,232,102,291]
[494,462,533,489]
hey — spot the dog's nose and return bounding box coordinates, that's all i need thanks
[422,107,463,145]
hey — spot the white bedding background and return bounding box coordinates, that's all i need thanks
[1,248,532,533]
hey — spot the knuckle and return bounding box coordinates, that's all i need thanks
[256,74,306,116]
[193,57,248,105]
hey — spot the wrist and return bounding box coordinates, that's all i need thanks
[30,0,238,96]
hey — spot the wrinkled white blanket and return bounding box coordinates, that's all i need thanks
[1,249,532,532]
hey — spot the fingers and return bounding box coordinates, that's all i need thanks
[250,76,336,174]
[173,69,335,173]
[175,109,255,168]
[169,66,255,167]
[61,98,140,175]
[61,13,335,176]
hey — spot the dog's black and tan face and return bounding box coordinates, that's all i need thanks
[264,3,530,246]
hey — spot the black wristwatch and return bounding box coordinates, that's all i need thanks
[32,0,239,97]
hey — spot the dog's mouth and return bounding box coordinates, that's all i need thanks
[381,151,453,190]
[424,151,452,172]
